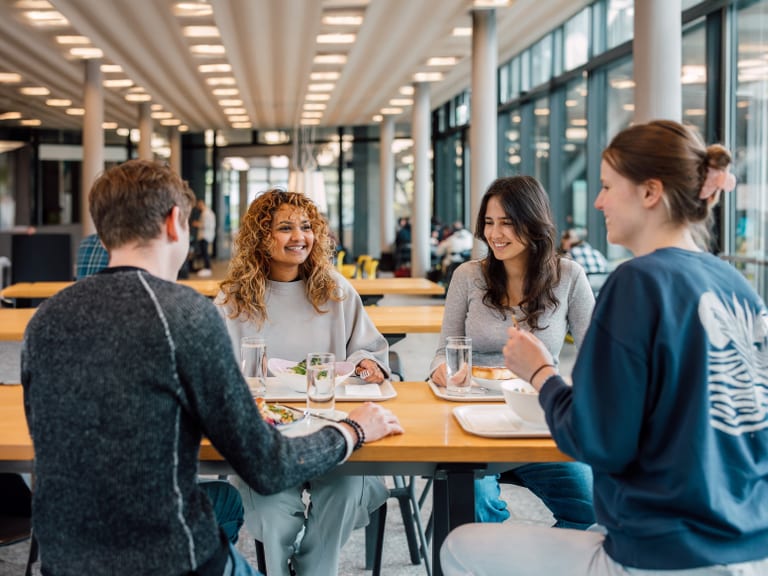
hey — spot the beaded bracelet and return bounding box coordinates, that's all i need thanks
[341,417,366,450]
[528,363,556,385]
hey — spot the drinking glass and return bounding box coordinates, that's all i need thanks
[241,337,267,398]
[445,336,472,395]
[306,352,336,417]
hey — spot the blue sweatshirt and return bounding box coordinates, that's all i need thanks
[541,248,768,569]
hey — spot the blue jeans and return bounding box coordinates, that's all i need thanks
[223,541,262,575]
[475,462,594,529]
[200,480,245,544]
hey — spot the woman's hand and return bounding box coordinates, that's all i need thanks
[347,402,404,443]
[355,359,385,383]
[430,363,447,386]
[503,327,554,387]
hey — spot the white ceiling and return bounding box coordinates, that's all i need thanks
[0,0,589,133]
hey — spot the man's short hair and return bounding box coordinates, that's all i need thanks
[89,160,195,250]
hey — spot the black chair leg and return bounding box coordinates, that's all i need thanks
[364,502,387,575]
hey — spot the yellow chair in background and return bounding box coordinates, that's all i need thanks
[364,258,379,279]
[336,250,358,279]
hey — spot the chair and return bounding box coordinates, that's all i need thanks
[364,258,379,279]
[355,254,373,278]
[0,473,36,576]
[336,250,358,279]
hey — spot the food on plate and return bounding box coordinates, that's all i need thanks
[256,398,300,426]
[472,366,516,380]
[288,357,327,377]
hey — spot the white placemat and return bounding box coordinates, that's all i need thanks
[453,405,550,438]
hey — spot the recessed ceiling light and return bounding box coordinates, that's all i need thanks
[534,108,550,116]
[305,94,330,101]
[70,47,104,59]
[190,44,226,56]
[20,86,50,96]
[102,122,118,129]
[390,98,413,106]
[321,14,363,26]
[452,27,472,37]
[198,63,232,73]
[300,119,321,125]
[46,98,71,107]
[0,73,22,83]
[372,114,383,122]
[413,72,443,82]
[183,26,220,38]
[20,118,42,126]
[151,104,163,110]
[212,88,239,96]
[0,112,22,121]
[66,108,85,116]
[310,72,340,81]
[14,1,54,8]
[218,99,242,106]
[178,125,189,132]
[160,118,182,126]
[23,10,68,26]
[205,77,236,86]
[473,0,511,7]
[308,83,334,92]
[231,122,251,129]
[316,33,355,44]
[116,127,130,136]
[174,3,213,17]
[302,111,323,118]
[127,86,147,93]
[303,103,326,111]
[223,107,246,115]
[381,107,403,115]
[125,93,152,102]
[399,86,415,95]
[103,79,134,88]
[314,54,347,65]
[55,35,90,45]
[228,115,250,122]
[151,111,173,119]
[427,57,458,66]
[100,64,123,73]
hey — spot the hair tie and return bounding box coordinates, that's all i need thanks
[699,166,736,200]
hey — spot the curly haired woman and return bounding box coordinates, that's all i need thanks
[215,189,390,576]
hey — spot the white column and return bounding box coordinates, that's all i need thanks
[169,128,181,175]
[411,82,431,279]
[81,59,103,236]
[470,8,497,255]
[634,0,682,123]
[379,117,395,255]
[138,102,153,160]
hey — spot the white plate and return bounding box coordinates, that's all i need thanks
[268,358,356,393]
[453,405,550,437]
[263,376,397,402]
[428,380,504,402]
[279,409,350,438]
[471,376,517,392]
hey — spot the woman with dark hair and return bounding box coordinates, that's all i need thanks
[216,189,394,575]
[430,175,595,528]
[441,121,768,575]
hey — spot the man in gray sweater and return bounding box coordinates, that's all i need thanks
[21,160,402,576]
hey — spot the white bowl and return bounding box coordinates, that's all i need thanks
[501,379,547,427]
[268,358,356,393]
[471,367,517,392]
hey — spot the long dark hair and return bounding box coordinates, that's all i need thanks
[474,176,560,331]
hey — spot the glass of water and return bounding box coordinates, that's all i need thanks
[445,336,472,395]
[241,337,267,398]
[306,352,336,418]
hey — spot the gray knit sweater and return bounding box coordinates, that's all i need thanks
[430,259,595,374]
[21,267,348,576]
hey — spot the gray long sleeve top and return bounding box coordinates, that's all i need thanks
[430,259,595,375]
[21,267,350,576]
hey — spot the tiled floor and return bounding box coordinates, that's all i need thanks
[1,260,571,575]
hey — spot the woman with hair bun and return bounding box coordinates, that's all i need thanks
[441,120,768,575]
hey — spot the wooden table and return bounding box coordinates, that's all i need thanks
[0,308,36,341]
[364,305,443,335]
[0,382,566,575]
[0,305,442,341]
[1,277,445,306]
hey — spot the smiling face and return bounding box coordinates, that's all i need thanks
[268,204,315,281]
[596,159,647,253]
[483,195,528,265]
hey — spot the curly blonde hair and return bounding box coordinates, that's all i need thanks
[220,189,341,326]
